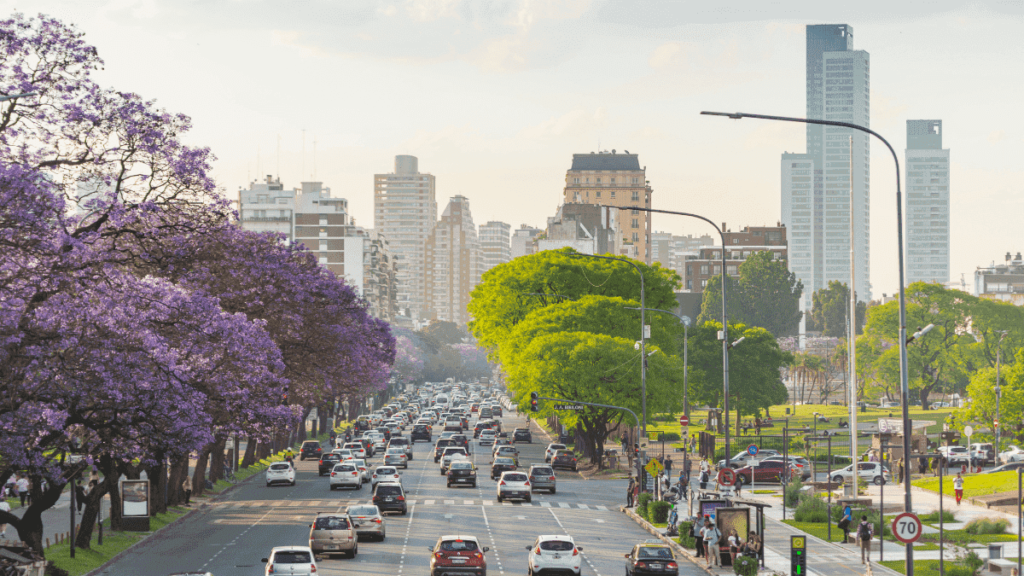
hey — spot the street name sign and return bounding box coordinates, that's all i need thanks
[554,404,584,410]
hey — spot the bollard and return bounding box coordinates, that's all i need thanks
[45,538,50,548]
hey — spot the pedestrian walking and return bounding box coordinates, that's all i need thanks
[693,520,705,558]
[664,455,673,478]
[953,472,964,505]
[627,477,636,507]
[699,468,709,491]
[659,473,670,500]
[683,456,692,485]
[0,498,10,538]
[754,417,762,436]
[15,475,29,507]
[75,479,86,514]
[857,515,874,564]
[182,475,193,506]
[839,504,853,541]
[896,458,905,484]
[703,520,722,568]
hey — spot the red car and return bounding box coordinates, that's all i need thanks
[429,535,489,576]
[734,460,797,485]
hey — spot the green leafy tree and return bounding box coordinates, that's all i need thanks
[809,281,866,337]
[422,320,467,345]
[697,251,803,336]
[956,349,1024,444]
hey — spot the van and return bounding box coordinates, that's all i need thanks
[435,394,450,408]
[309,512,358,558]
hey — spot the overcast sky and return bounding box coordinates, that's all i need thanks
[15,0,1023,298]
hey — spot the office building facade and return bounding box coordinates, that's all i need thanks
[424,195,482,326]
[511,225,542,259]
[906,120,950,285]
[479,221,512,274]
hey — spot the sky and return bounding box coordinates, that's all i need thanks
[12,0,1023,298]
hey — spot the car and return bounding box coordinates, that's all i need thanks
[492,436,512,450]
[999,445,1024,464]
[450,433,472,454]
[939,445,970,466]
[447,460,479,488]
[970,443,996,466]
[551,450,578,471]
[480,408,493,419]
[497,471,531,502]
[544,444,567,463]
[435,439,458,462]
[492,444,519,462]
[343,442,367,459]
[385,447,410,468]
[318,453,342,476]
[624,542,679,576]
[474,421,494,438]
[479,429,497,446]
[526,535,583,576]
[350,458,370,483]
[441,447,470,473]
[528,465,557,494]
[330,462,363,490]
[491,457,517,479]
[308,512,357,558]
[389,437,414,460]
[300,440,323,461]
[734,460,797,484]
[371,466,402,488]
[761,456,811,481]
[470,403,480,413]
[831,462,891,485]
[266,462,296,487]
[512,428,532,444]
[412,424,433,443]
[717,449,781,470]
[332,448,354,460]
[372,482,408,515]
[428,535,489,576]
[375,426,393,443]
[347,504,386,540]
[491,405,502,417]
[261,546,318,576]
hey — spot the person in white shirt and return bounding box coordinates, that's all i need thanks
[0,498,11,538]
[953,473,964,505]
[15,476,29,507]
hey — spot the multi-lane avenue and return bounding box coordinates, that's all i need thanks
[95,407,704,576]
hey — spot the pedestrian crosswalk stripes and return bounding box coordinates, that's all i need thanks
[214,499,615,511]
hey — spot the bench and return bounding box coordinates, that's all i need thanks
[988,559,1017,573]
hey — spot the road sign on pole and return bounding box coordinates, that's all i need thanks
[717,467,736,487]
[892,512,923,544]
[679,415,690,426]
[790,535,807,576]
[645,458,664,478]
[747,444,759,457]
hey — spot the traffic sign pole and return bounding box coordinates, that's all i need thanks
[892,512,923,544]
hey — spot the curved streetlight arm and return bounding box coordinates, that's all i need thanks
[568,251,648,434]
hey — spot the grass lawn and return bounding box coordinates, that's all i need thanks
[914,470,1017,498]
[48,506,189,576]
[781,520,846,543]
[879,559,966,576]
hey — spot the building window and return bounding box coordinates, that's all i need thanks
[631,191,640,202]
[611,191,616,199]
[632,232,639,243]
[596,191,601,198]
[632,177,639,184]
[727,265,738,275]
[632,218,639,228]
[700,265,709,275]
[611,178,616,184]
[596,178,602,183]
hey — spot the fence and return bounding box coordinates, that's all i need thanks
[699,429,864,469]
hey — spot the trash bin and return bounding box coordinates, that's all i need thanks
[989,543,1003,559]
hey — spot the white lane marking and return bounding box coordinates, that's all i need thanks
[596,505,608,511]
[578,504,590,510]
[548,508,600,576]
[464,499,475,505]
[539,502,551,508]
[481,505,504,575]
[200,504,277,570]
[444,499,455,505]
[558,502,570,508]
[425,499,435,505]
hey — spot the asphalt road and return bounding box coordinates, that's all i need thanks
[96,410,704,576]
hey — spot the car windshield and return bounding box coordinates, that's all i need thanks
[440,540,479,552]
[531,467,554,476]
[539,540,574,551]
[638,547,673,559]
[269,464,290,471]
[314,517,350,530]
[348,506,378,516]
[273,551,312,563]
[550,444,566,450]
[503,474,527,482]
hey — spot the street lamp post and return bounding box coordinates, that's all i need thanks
[599,206,732,468]
[569,252,648,435]
[996,330,1009,454]
[625,307,692,417]
[702,110,917,574]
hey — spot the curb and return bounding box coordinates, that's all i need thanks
[620,506,719,576]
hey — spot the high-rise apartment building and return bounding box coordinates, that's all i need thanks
[563,151,653,263]
[479,221,512,274]
[906,120,950,285]
[374,155,437,322]
[684,224,788,293]
[511,225,542,259]
[781,24,871,309]
[424,196,482,326]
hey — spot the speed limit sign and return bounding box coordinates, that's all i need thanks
[892,512,922,544]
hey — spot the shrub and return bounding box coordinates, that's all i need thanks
[733,555,759,576]
[784,477,804,507]
[918,509,956,523]
[794,496,829,523]
[677,521,696,548]
[649,501,672,524]
[637,493,653,520]
[659,432,681,442]
[945,565,975,576]
[964,517,1009,535]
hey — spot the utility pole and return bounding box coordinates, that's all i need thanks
[848,135,859,496]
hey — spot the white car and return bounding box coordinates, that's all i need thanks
[266,462,295,487]
[497,471,532,503]
[940,445,970,465]
[1000,445,1024,463]
[350,459,370,483]
[332,448,354,460]
[440,448,469,473]
[479,429,497,446]
[545,443,566,463]
[831,462,891,486]
[330,462,362,490]
[343,442,367,459]
[372,466,402,488]
[261,546,317,576]
[526,535,583,576]
[384,447,409,469]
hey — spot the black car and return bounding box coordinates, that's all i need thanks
[450,434,471,454]
[446,461,478,488]
[434,439,457,462]
[300,440,323,461]
[512,428,532,444]
[551,450,578,471]
[318,453,342,476]
[490,457,517,480]
[473,421,493,438]
[625,543,679,576]
[376,426,392,442]
[411,424,432,443]
[372,483,408,515]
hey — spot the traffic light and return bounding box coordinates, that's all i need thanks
[634,443,640,458]
[281,385,289,405]
[530,391,539,412]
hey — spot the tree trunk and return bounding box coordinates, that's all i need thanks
[147,453,168,515]
[167,455,189,506]
[241,435,258,468]
[192,444,213,498]
[298,406,312,443]
[102,455,125,531]
[347,396,361,420]
[208,436,228,485]
[5,476,65,556]
[74,479,109,548]
[257,439,271,460]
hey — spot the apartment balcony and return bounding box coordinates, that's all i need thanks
[242,216,291,223]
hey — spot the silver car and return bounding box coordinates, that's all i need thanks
[330,463,362,490]
[261,546,317,576]
[308,513,357,558]
[528,465,557,494]
[384,447,409,469]
[347,505,386,541]
[440,447,469,473]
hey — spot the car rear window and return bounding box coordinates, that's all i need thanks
[376,485,403,496]
[638,547,673,559]
[495,457,513,464]
[551,444,566,450]
[540,540,574,551]
[377,467,397,475]
[303,441,320,448]
[269,463,290,471]
[504,473,527,482]
[451,462,473,470]
[335,464,355,472]
[323,454,340,461]
[440,540,479,552]
[314,517,350,530]
[531,467,554,476]
[273,551,312,563]
[348,506,378,516]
